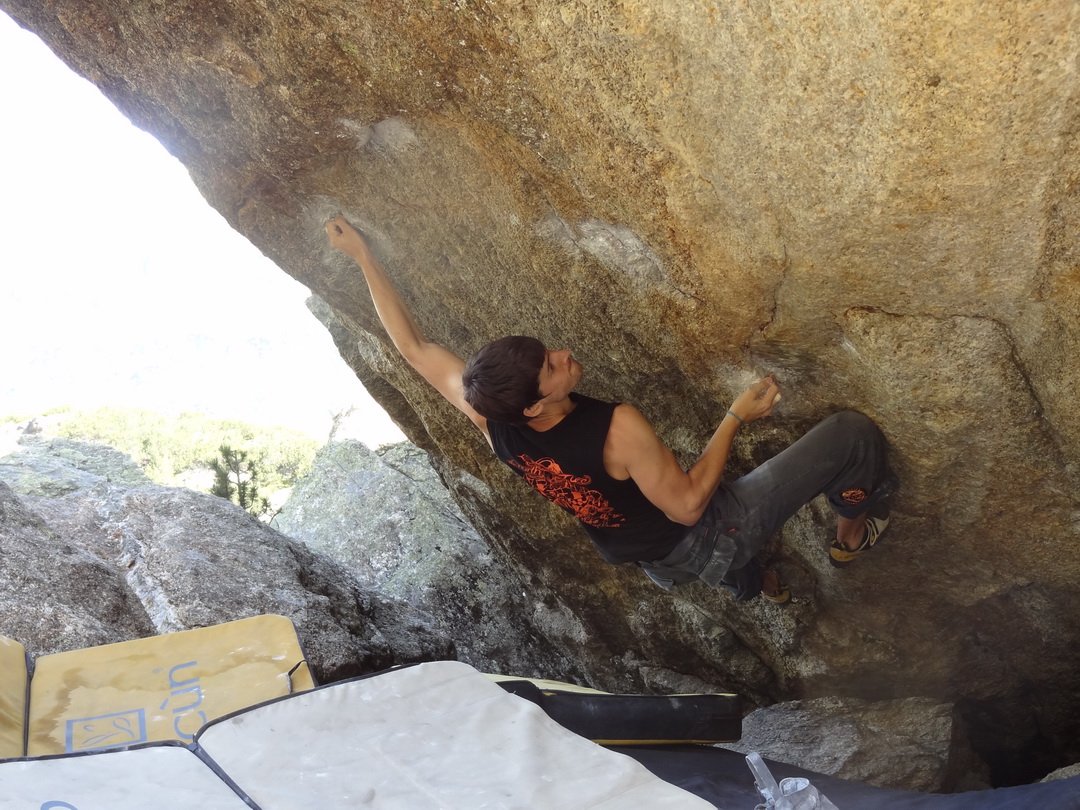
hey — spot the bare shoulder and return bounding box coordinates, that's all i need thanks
[604,403,662,479]
[470,412,492,445]
[609,402,652,435]
[450,380,490,444]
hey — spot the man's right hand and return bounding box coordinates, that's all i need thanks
[325,215,369,258]
[729,376,781,424]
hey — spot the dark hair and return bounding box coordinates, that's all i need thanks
[462,336,545,424]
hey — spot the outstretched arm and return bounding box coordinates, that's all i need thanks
[325,216,488,435]
[605,377,781,525]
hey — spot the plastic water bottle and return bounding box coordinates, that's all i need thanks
[746,752,840,809]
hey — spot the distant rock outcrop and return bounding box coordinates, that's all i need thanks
[3,0,1079,785]
[0,438,451,682]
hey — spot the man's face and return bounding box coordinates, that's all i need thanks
[535,347,582,404]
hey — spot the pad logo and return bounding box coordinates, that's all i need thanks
[510,454,625,528]
[66,708,146,752]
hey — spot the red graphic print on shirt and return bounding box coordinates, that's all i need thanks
[510,454,625,528]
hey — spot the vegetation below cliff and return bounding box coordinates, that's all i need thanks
[2,408,319,511]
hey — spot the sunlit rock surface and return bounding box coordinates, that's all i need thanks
[275,437,580,679]
[3,0,1078,784]
[0,438,452,681]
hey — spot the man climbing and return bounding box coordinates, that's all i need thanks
[325,215,896,603]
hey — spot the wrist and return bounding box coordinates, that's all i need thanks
[725,409,745,426]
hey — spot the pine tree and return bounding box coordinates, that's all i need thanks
[209,444,270,517]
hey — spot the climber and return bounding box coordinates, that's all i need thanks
[325,215,896,603]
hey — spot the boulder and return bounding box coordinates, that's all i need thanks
[725,696,989,792]
[0,438,452,681]
[275,438,579,679]
[1043,763,1080,783]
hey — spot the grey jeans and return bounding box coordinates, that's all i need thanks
[639,410,896,594]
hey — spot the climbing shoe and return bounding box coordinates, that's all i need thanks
[829,505,891,567]
[760,567,791,604]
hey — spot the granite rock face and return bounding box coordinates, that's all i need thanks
[0,438,452,682]
[274,438,580,679]
[3,0,1079,784]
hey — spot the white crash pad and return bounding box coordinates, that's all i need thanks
[0,744,253,808]
[197,660,714,809]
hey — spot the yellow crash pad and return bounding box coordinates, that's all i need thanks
[0,636,28,759]
[27,614,314,756]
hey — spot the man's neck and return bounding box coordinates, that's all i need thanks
[526,395,577,432]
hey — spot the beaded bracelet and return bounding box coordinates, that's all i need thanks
[726,409,744,425]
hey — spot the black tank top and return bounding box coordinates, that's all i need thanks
[488,394,688,563]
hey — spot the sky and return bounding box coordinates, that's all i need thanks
[0,12,403,446]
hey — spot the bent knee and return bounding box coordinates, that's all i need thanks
[832,409,871,426]
[823,409,880,437]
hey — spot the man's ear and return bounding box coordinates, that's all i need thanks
[523,400,543,419]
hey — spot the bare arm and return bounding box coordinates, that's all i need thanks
[605,378,781,525]
[325,216,488,435]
